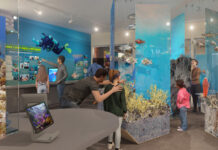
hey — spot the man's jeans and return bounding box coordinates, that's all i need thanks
[57,84,80,108]
[57,84,66,107]
[179,107,188,131]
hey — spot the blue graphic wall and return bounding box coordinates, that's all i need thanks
[6,17,91,85]
[205,8,218,92]
[171,14,185,60]
[135,4,171,101]
[0,16,6,60]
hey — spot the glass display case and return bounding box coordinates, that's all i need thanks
[0,0,19,136]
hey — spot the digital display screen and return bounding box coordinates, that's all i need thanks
[26,102,54,134]
[49,68,58,82]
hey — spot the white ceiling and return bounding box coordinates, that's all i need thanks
[0,0,218,34]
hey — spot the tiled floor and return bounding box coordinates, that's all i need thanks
[87,112,218,150]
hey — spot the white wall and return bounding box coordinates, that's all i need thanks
[91,30,135,47]
[91,30,135,62]
[185,19,205,39]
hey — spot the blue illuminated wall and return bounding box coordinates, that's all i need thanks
[0,16,6,60]
[195,55,207,85]
[7,17,91,85]
[205,8,218,92]
[171,14,185,60]
[110,0,115,69]
[135,4,171,101]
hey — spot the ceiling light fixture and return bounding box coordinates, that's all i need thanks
[210,18,214,22]
[125,32,130,37]
[37,10,42,15]
[13,16,18,20]
[34,9,43,16]
[94,27,99,32]
[189,25,195,31]
[68,19,73,24]
[166,22,170,26]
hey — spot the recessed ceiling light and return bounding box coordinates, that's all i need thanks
[166,22,170,26]
[125,32,129,37]
[37,11,42,15]
[13,16,18,20]
[34,9,43,16]
[94,27,99,32]
[189,25,195,31]
[68,19,73,24]
[210,18,214,22]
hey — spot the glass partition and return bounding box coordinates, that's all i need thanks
[0,0,19,136]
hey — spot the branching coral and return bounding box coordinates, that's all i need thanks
[206,95,218,109]
[124,83,169,123]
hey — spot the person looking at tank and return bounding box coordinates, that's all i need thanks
[190,59,205,112]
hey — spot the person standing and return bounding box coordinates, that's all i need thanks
[104,70,127,150]
[190,59,205,112]
[35,65,49,94]
[176,80,190,132]
[42,56,68,107]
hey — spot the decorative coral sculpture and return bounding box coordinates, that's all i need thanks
[124,83,169,123]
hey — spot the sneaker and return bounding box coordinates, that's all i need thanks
[107,142,114,150]
[177,126,181,129]
[177,128,184,132]
[115,148,123,150]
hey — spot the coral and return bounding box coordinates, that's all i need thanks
[206,95,218,109]
[124,83,169,123]
[0,122,6,136]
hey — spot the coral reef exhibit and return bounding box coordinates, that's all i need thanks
[124,84,169,123]
[122,83,170,144]
[205,95,218,137]
[0,59,6,137]
[170,56,192,113]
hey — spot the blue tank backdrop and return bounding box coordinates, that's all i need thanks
[205,8,218,92]
[135,4,171,105]
[0,16,6,59]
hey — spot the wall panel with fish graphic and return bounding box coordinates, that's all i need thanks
[135,4,171,103]
[6,17,91,85]
[0,16,6,137]
[205,8,218,93]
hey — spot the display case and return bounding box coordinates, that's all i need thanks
[120,4,171,143]
[203,8,218,138]
[0,0,19,137]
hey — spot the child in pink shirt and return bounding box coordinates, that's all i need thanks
[176,79,190,132]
